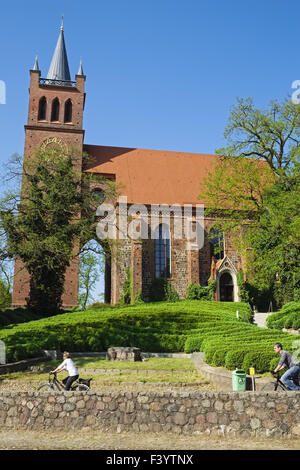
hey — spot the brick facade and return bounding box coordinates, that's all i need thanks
[11,69,86,308]
[12,44,244,308]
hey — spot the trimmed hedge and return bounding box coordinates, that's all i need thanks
[184,317,297,373]
[0,299,296,374]
[186,282,216,301]
[0,300,251,362]
[266,302,300,330]
[0,308,43,327]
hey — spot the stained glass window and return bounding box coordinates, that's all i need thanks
[155,224,171,278]
[209,228,224,260]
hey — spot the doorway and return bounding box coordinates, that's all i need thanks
[219,272,234,301]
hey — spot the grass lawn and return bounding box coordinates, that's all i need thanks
[0,356,209,389]
[42,356,196,371]
[0,370,204,385]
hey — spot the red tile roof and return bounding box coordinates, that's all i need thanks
[84,144,218,206]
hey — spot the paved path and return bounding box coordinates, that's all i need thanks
[254,312,270,328]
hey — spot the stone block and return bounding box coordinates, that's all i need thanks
[106,347,142,362]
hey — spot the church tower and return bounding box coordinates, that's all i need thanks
[12,21,86,308]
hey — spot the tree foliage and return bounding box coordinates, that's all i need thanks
[244,163,300,306]
[0,146,115,315]
[200,97,300,307]
[78,241,104,310]
[216,97,300,175]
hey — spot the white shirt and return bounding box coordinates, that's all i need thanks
[58,358,79,377]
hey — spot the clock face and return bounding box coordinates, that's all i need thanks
[40,137,68,153]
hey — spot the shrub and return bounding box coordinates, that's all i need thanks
[186,281,216,301]
[184,335,203,353]
[211,348,231,367]
[269,357,279,371]
[134,289,144,304]
[0,308,44,327]
[120,269,133,304]
[149,278,179,302]
[86,302,110,310]
[266,302,300,330]
[1,299,295,374]
[242,352,277,374]
[224,349,250,370]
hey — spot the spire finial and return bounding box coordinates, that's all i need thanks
[32,55,40,71]
[61,15,64,31]
[77,57,84,76]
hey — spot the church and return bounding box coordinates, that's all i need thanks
[12,24,245,308]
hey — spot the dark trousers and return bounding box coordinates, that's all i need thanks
[62,375,79,391]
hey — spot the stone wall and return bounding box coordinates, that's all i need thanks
[0,390,299,437]
[0,357,50,375]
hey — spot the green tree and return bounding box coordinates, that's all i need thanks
[200,97,300,307]
[215,97,300,176]
[0,146,115,315]
[245,163,300,306]
[0,261,13,309]
[78,241,104,310]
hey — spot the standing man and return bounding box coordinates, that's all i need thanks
[50,351,79,391]
[273,343,300,391]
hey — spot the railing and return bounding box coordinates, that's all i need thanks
[39,78,76,87]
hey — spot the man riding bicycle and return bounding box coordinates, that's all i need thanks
[273,343,300,391]
[50,351,79,391]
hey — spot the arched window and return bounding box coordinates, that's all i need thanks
[209,228,224,260]
[92,189,105,204]
[155,223,171,278]
[64,99,72,123]
[38,96,47,121]
[51,98,60,122]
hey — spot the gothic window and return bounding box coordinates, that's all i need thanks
[64,99,72,123]
[38,96,47,121]
[51,98,60,122]
[209,228,224,260]
[155,223,171,278]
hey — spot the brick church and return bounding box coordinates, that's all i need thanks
[12,24,244,308]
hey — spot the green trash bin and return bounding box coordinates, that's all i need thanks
[232,369,246,391]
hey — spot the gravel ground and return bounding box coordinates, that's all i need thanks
[0,378,214,392]
[0,429,299,450]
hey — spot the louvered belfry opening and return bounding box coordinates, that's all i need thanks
[38,96,47,121]
[51,98,60,122]
[64,99,72,123]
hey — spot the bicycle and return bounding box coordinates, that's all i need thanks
[261,370,290,391]
[37,373,92,392]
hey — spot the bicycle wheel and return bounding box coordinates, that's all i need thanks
[261,381,276,391]
[37,383,55,391]
[72,383,90,392]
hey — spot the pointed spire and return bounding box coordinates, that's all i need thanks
[77,59,84,76]
[32,55,40,71]
[46,17,71,83]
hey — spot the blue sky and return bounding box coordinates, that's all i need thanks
[0,0,299,300]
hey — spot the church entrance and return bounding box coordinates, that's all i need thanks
[219,272,234,301]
